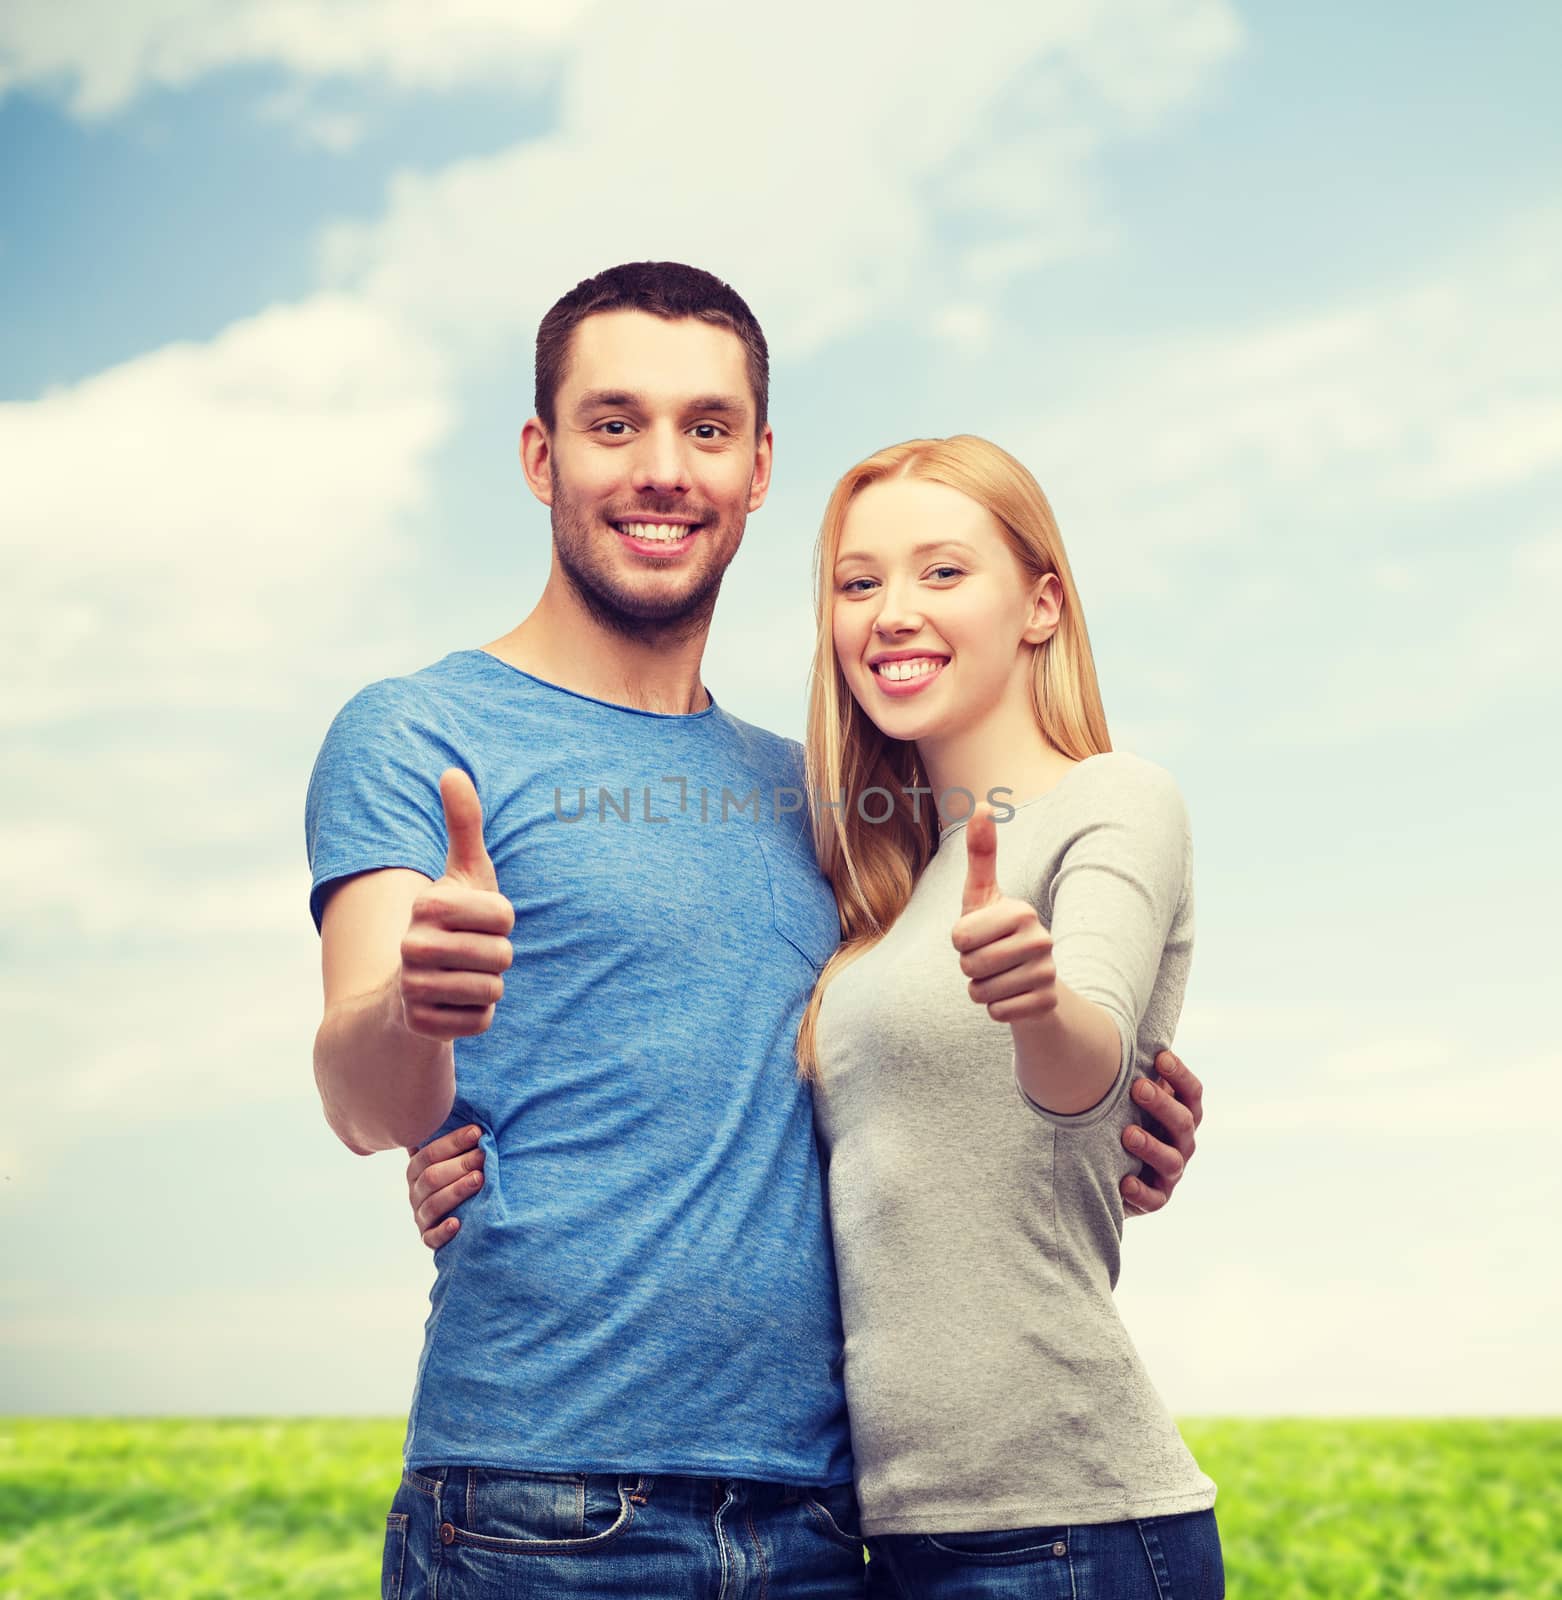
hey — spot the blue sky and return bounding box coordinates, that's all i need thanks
[2,1,1558,1416]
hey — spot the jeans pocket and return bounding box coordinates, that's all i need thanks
[924,1523,1072,1564]
[1138,1508,1225,1598]
[802,1481,865,1549]
[446,1467,636,1554]
[381,1511,409,1600]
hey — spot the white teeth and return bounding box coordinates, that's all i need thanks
[876,657,945,682]
[617,522,692,542]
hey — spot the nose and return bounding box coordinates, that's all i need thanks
[871,578,924,638]
[630,422,692,498]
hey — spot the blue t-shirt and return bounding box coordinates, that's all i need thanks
[305,648,852,1484]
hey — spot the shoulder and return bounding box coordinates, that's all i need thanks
[313,661,472,780]
[1033,753,1191,880]
[1068,751,1188,827]
[331,652,478,726]
[333,671,428,719]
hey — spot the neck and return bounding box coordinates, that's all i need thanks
[917,685,1075,820]
[483,572,713,716]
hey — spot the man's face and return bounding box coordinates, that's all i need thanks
[533,310,772,641]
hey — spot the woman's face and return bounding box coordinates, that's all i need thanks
[830,475,1055,746]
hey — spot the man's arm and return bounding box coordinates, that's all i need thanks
[405,1123,487,1248]
[313,769,513,1156]
[1120,1047,1203,1216]
[405,1046,1209,1249]
[314,867,456,1155]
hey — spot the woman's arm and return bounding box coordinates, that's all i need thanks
[953,761,1191,1123]
[952,803,1124,1114]
[1011,982,1125,1114]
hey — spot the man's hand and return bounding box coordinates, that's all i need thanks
[405,1123,487,1249]
[398,769,515,1040]
[1121,1048,1203,1217]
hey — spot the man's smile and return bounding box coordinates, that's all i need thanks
[612,516,703,556]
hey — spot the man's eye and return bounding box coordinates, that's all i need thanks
[598,420,632,436]
[691,423,724,440]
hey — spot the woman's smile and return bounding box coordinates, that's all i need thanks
[868,651,950,697]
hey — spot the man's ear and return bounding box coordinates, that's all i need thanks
[1021,572,1064,646]
[520,417,553,506]
[747,422,775,513]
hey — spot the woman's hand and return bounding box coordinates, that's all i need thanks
[1121,1049,1203,1217]
[953,802,1206,1189]
[950,803,1057,1022]
[404,1123,486,1249]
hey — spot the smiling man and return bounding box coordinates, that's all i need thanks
[304,261,1204,1600]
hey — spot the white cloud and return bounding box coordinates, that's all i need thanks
[1120,1250,1562,1414]
[315,1,1243,365]
[1390,401,1562,499]
[255,80,366,153]
[1003,210,1562,735]
[0,819,302,942]
[1,293,454,724]
[1281,521,1562,740]
[1319,1037,1454,1079]
[1217,1053,1555,1138]
[0,0,587,118]
[0,939,320,1130]
[930,303,997,353]
[1110,1023,1561,1413]
[1024,212,1562,559]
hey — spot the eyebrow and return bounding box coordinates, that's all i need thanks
[571,389,749,419]
[834,539,979,569]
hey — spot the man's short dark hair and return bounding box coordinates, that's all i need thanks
[535,261,770,436]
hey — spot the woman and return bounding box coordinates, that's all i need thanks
[407,435,1222,1597]
[792,435,1221,1596]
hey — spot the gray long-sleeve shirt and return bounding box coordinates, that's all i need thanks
[812,751,1217,1535]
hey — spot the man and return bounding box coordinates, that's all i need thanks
[305,261,1204,1599]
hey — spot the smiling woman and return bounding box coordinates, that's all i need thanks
[799,438,1110,1057]
[791,433,1222,1598]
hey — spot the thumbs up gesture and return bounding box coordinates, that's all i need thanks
[397,768,516,1040]
[950,802,1057,1023]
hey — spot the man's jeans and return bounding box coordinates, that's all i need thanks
[861,1508,1223,1598]
[382,1463,869,1598]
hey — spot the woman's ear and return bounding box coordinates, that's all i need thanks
[1021,572,1064,646]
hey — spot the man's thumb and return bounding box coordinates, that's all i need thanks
[440,768,497,889]
[961,802,1000,915]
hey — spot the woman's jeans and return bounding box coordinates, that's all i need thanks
[382,1462,869,1598]
[862,1508,1224,1599]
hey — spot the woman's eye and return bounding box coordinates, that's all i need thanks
[839,578,876,595]
[928,566,963,581]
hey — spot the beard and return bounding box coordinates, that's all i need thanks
[548,462,745,646]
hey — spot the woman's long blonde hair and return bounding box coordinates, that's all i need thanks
[796,434,1113,1080]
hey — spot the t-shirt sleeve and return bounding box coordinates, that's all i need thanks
[1018,759,1192,1127]
[303,677,461,936]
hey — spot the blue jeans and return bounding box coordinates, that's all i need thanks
[862,1508,1223,1598]
[382,1462,869,1598]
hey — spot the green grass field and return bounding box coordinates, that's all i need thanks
[1,1418,1557,1598]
